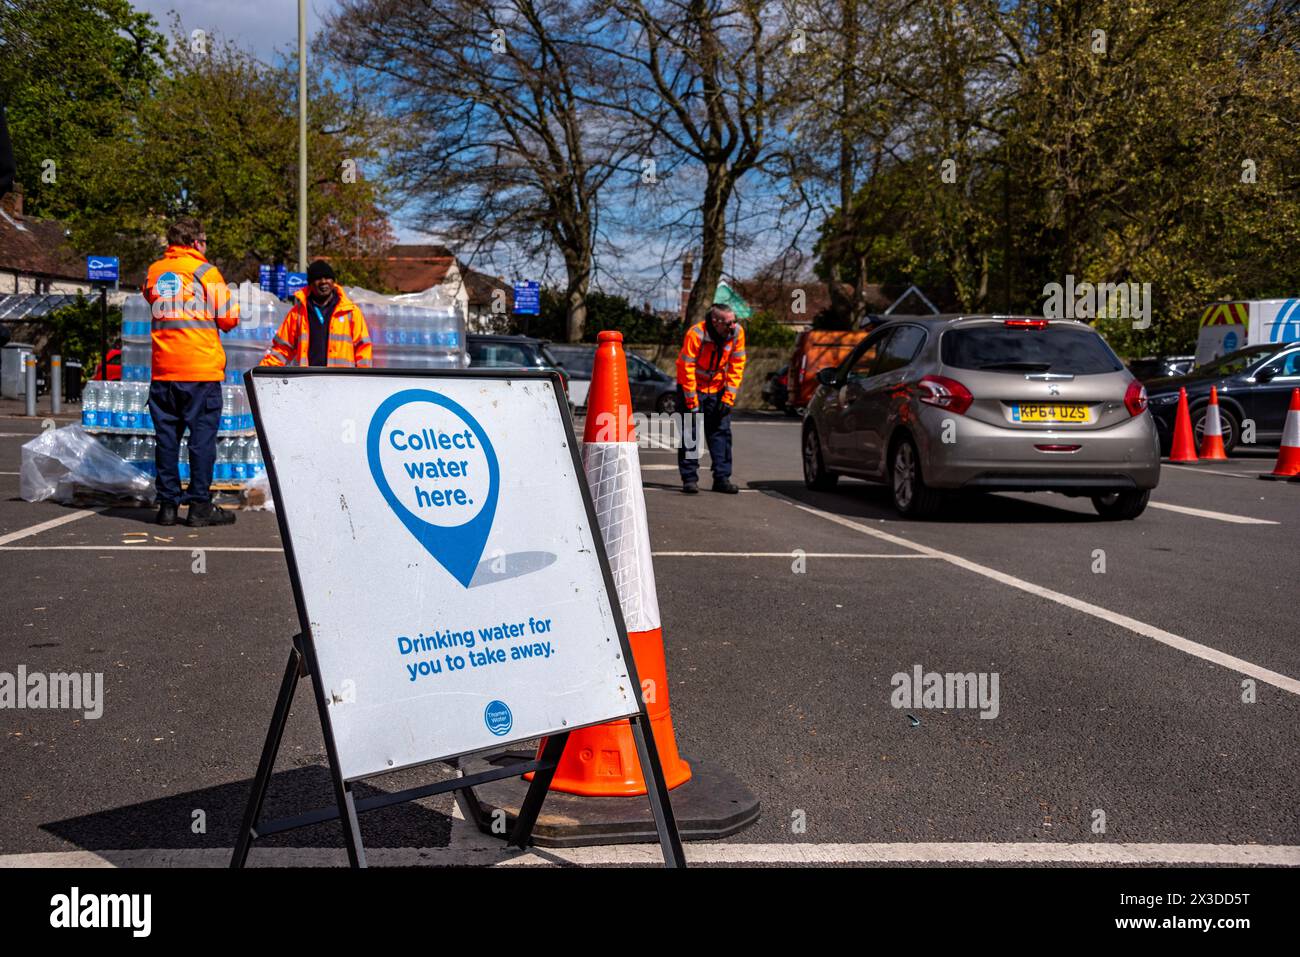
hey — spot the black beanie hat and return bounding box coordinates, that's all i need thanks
[307,259,335,282]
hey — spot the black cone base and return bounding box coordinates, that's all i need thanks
[461,750,760,848]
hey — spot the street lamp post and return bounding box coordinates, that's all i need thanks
[298,0,308,272]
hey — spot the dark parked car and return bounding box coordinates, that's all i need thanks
[546,343,678,413]
[762,364,792,413]
[466,334,571,409]
[1145,342,1300,454]
[1128,355,1195,381]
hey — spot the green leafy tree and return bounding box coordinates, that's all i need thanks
[0,0,166,219]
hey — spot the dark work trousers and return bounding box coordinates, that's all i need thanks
[149,381,221,505]
[677,390,733,485]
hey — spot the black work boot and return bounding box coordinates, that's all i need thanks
[712,479,740,494]
[682,482,699,494]
[185,500,236,527]
[156,502,178,526]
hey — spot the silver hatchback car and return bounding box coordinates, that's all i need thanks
[802,316,1161,519]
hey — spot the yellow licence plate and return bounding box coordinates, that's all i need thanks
[1012,403,1090,423]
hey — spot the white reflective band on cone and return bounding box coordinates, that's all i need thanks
[1283,408,1300,448]
[583,442,661,632]
[1204,402,1222,435]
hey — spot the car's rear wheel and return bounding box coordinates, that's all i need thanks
[890,436,943,518]
[1192,405,1239,454]
[655,392,678,415]
[802,424,838,490]
[1091,489,1150,520]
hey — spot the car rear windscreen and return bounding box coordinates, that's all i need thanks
[941,326,1124,374]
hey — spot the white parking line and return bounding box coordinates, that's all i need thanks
[2,842,1295,867]
[773,493,1300,696]
[1163,463,1270,480]
[0,508,102,546]
[0,545,283,552]
[653,551,937,558]
[1147,501,1278,524]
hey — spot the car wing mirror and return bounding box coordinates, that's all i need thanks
[816,367,839,387]
[1255,366,1276,383]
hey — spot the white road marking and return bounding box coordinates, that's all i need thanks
[0,545,283,552]
[0,508,102,546]
[653,551,937,558]
[1147,501,1278,524]
[1163,463,1270,480]
[774,493,1300,696]
[640,464,678,470]
[2,842,1295,867]
[643,486,758,493]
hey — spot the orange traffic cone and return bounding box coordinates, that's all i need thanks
[1198,386,1229,460]
[1262,388,1300,480]
[1169,387,1198,463]
[532,331,692,795]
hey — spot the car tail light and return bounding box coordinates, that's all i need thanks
[1005,318,1049,329]
[1124,379,1147,416]
[917,375,973,415]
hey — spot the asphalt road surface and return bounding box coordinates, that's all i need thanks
[1,409,1297,866]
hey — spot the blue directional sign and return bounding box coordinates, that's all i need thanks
[513,281,540,316]
[258,264,273,292]
[285,272,308,297]
[86,256,119,283]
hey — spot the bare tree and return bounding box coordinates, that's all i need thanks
[330,0,639,340]
[589,0,791,326]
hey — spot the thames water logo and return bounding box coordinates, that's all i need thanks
[484,700,512,736]
[154,272,181,297]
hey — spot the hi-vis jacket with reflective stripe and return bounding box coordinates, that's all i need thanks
[676,320,747,408]
[143,246,240,381]
[258,287,373,368]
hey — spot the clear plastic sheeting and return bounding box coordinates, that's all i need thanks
[20,424,155,504]
[241,471,275,512]
[582,442,661,632]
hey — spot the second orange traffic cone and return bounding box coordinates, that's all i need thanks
[1261,388,1300,480]
[1169,387,1198,463]
[1198,386,1229,460]
[532,331,692,795]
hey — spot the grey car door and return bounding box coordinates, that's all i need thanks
[850,326,928,477]
[828,329,893,466]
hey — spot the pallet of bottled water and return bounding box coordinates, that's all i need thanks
[95,432,266,485]
[81,381,256,437]
[344,287,467,369]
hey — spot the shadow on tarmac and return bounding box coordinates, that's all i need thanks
[748,479,1104,525]
[40,765,455,852]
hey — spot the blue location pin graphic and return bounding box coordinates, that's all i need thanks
[367,389,499,587]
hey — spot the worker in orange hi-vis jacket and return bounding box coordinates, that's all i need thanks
[259,260,372,369]
[675,303,747,494]
[142,217,239,529]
